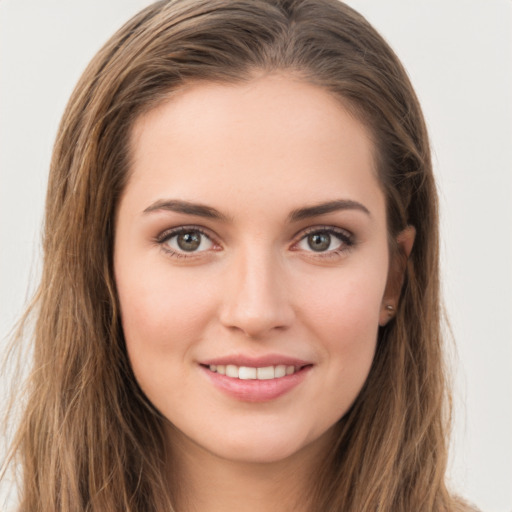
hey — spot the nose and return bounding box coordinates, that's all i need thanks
[218,248,295,339]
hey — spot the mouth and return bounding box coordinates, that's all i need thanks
[199,358,313,402]
[202,363,309,380]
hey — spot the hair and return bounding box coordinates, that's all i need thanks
[2,0,474,510]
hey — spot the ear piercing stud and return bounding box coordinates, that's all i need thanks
[385,304,395,316]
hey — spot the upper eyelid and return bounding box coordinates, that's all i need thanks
[155,226,219,258]
[288,226,354,257]
[155,225,216,243]
[292,225,353,242]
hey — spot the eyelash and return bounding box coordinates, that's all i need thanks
[293,226,355,258]
[155,225,217,259]
[154,225,355,259]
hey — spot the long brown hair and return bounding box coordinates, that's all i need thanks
[3,0,471,510]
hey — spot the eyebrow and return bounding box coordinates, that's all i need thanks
[143,198,370,222]
[143,199,230,221]
[288,199,371,222]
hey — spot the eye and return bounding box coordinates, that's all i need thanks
[158,227,214,255]
[295,227,353,254]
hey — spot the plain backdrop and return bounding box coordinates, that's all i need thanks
[1,1,511,511]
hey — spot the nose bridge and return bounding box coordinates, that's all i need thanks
[220,241,293,338]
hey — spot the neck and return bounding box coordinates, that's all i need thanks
[166,426,332,512]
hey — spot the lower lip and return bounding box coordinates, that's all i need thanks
[200,365,312,402]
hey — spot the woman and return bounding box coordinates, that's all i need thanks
[3,0,478,510]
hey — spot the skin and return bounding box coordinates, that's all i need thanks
[114,73,414,512]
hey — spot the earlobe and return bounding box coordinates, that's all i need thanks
[379,303,396,326]
[379,225,416,326]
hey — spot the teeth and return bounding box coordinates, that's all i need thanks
[275,365,286,378]
[238,366,257,380]
[226,365,238,378]
[257,366,274,380]
[208,364,299,380]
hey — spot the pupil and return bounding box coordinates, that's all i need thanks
[308,233,331,252]
[177,232,201,251]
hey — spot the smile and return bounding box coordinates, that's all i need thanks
[208,364,298,380]
[200,360,312,402]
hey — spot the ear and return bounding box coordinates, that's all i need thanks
[379,225,416,326]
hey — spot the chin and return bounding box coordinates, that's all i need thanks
[170,419,332,466]
[213,438,303,464]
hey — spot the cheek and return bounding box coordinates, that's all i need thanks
[299,260,387,338]
[116,262,218,380]
[296,262,387,401]
[118,261,214,331]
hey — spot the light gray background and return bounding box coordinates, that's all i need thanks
[1,1,511,511]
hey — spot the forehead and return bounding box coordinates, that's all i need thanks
[125,74,384,220]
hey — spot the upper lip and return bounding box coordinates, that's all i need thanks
[200,354,312,368]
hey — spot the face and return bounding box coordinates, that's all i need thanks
[114,74,402,465]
